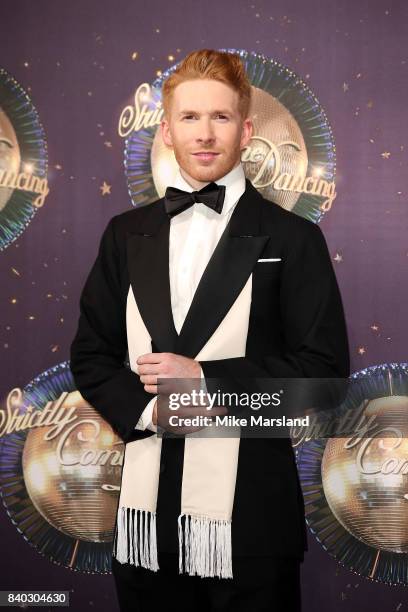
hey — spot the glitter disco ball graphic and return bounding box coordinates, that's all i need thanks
[322,396,408,553]
[296,363,408,586]
[0,67,48,250]
[0,362,124,573]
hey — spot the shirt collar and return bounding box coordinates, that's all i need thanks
[173,162,246,216]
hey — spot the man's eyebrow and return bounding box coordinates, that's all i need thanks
[0,138,13,147]
[177,109,232,116]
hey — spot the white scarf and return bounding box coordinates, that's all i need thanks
[113,274,252,578]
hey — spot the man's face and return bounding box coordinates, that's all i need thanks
[161,79,252,189]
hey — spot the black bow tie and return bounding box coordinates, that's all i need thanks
[164,182,226,218]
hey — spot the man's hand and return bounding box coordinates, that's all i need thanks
[137,352,202,394]
[151,397,227,435]
[138,352,227,434]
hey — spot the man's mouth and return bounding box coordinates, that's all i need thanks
[192,152,220,161]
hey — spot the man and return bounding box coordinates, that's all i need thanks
[70,49,350,611]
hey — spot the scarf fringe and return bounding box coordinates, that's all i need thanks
[113,506,159,571]
[113,507,233,579]
[178,513,233,579]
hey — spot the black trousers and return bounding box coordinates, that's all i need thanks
[111,552,302,612]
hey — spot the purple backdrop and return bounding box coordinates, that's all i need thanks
[1,1,407,610]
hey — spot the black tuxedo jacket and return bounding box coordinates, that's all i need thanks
[70,178,350,560]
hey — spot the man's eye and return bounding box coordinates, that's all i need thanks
[182,115,228,120]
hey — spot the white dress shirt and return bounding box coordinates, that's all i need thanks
[134,162,247,432]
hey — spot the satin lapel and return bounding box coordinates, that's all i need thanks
[176,180,270,358]
[126,201,179,353]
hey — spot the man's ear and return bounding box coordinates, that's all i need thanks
[161,118,173,148]
[240,118,253,149]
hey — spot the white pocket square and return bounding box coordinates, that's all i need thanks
[257,258,282,262]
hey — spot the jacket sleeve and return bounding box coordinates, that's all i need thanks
[70,216,155,443]
[199,221,350,408]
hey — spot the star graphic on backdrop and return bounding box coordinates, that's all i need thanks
[358,347,366,355]
[104,141,112,148]
[100,181,111,196]
[370,324,379,331]
[333,253,343,263]
[342,82,349,92]
[381,151,391,159]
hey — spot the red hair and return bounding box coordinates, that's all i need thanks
[162,49,252,120]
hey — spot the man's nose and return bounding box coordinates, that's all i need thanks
[197,118,215,143]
